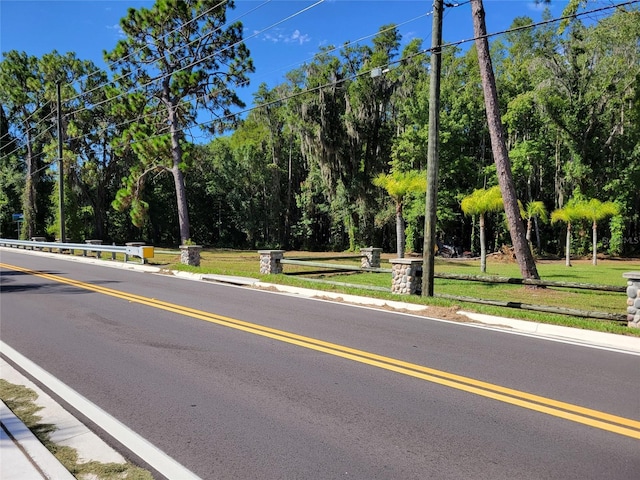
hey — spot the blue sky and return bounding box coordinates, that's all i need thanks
[0,0,572,105]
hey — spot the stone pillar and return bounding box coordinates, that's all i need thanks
[259,250,285,274]
[360,247,382,268]
[180,245,202,267]
[623,272,640,328]
[85,239,103,258]
[389,258,423,295]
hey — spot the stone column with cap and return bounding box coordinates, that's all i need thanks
[624,272,640,328]
[360,247,382,269]
[259,250,285,274]
[389,258,423,295]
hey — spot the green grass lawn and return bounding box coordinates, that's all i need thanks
[149,249,640,337]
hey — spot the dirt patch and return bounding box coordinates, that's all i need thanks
[413,305,471,321]
[257,286,471,323]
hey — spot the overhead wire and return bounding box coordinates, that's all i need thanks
[0,0,310,159]
[0,0,266,149]
[105,0,639,152]
[0,0,234,146]
[4,0,432,150]
[62,0,325,122]
[63,6,435,149]
[2,0,638,165]
[68,0,233,100]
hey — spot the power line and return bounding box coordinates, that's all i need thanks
[68,0,234,99]
[109,0,639,151]
[64,0,325,122]
[67,9,435,145]
[2,0,429,150]
[1,0,270,148]
[2,0,637,163]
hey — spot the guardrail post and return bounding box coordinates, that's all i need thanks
[85,239,103,258]
[31,237,46,251]
[390,258,423,295]
[624,272,640,328]
[259,250,285,274]
[125,242,144,263]
[360,247,382,268]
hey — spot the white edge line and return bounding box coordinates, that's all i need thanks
[248,284,640,356]
[0,341,202,480]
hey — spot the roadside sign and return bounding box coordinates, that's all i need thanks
[12,213,24,221]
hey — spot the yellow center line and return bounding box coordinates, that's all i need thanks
[3,262,639,440]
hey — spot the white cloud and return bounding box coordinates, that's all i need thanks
[289,29,310,45]
[106,23,125,39]
[259,28,311,45]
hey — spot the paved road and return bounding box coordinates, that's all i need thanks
[1,251,639,479]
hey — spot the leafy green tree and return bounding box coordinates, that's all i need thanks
[535,8,640,199]
[461,186,503,273]
[0,105,24,237]
[373,170,426,258]
[0,51,51,238]
[392,44,479,246]
[105,0,253,244]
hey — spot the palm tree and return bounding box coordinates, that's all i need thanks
[461,186,504,273]
[373,170,426,258]
[575,199,620,265]
[522,201,548,253]
[551,202,581,267]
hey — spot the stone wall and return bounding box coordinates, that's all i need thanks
[624,272,640,328]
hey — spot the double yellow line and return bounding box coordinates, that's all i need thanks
[3,262,639,440]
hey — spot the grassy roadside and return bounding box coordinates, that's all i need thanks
[0,379,153,480]
[149,249,640,338]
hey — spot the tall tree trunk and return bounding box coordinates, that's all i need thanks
[285,137,293,248]
[168,100,190,244]
[22,129,35,239]
[471,0,540,280]
[592,220,598,266]
[534,216,542,253]
[565,223,572,267]
[396,202,405,258]
[480,214,487,273]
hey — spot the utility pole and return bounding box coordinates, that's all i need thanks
[57,82,65,243]
[422,0,444,296]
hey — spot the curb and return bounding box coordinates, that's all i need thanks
[1,401,75,480]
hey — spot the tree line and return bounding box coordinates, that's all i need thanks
[1,0,639,261]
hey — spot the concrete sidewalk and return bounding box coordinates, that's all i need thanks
[1,246,639,479]
[1,400,75,480]
[1,357,128,480]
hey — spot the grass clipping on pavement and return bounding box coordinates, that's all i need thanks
[0,379,153,480]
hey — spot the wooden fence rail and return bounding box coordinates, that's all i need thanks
[260,250,630,324]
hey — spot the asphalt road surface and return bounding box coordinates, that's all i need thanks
[1,250,639,479]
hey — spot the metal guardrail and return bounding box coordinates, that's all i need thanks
[0,238,154,264]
